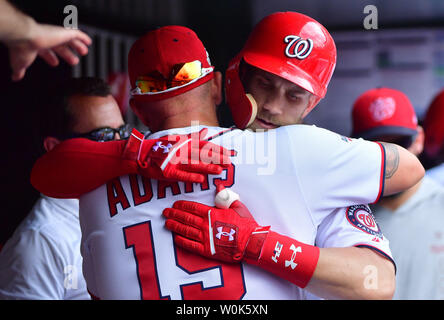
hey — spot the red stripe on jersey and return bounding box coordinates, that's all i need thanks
[372,142,386,204]
[354,244,396,273]
[87,289,100,300]
[204,127,236,142]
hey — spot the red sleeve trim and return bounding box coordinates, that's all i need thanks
[372,142,386,204]
[204,127,236,142]
[87,289,101,300]
[354,244,396,274]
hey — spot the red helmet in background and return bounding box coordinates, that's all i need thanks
[351,87,418,140]
[424,89,444,159]
[225,11,337,129]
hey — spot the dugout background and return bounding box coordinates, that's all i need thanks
[1,0,444,245]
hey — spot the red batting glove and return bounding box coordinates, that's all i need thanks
[163,188,270,263]
[124,128,232,184]
[164,187,320,288]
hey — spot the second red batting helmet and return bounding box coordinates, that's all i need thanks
[424,89,444,158]
[225,11,337,129]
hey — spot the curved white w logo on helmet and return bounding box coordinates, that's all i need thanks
[284,35,313,60]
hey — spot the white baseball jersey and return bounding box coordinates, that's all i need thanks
[0,196,89,300]
[79,124,393,300]
[426,163,444,187]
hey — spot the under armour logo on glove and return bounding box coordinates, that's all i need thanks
[152,141,173,153]
[215,226,236,241]
[163,187,270,263]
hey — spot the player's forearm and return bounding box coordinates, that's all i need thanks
[0,0,35,42]
[30,138,138,198]
[381,142,424,196]
[306,247,395,300]
[247,231,394,299]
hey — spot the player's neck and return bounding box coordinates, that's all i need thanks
[379,179,423,211]
[151,111,219,132]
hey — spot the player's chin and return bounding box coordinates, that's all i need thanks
[248,118,280,131]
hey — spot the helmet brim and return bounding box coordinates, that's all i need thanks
[243,51,325,98]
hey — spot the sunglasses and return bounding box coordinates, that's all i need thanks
[66,124,132,142]
[131,60,213,95]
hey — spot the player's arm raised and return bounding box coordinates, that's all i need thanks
[31,128,231,198]
[380,141,424,196]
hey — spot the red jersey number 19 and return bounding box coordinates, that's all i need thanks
[123,220,246,300]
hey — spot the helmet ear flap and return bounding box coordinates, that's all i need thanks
[244,94,258,127]
[225,57,258,129]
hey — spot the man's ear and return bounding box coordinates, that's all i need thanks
[211,71,223,106]
[43,137,61,152]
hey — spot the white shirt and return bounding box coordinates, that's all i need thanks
[426,163,444,187]
[371,177,444,300]
[0,196,89,300]
[79,124,392,300]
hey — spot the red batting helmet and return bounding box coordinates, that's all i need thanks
[225,11,337,129]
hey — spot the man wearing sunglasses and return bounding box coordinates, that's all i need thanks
[351,87,444,299]
[30,15,424,300]
[0,77,128,299]
[62,123,131,142]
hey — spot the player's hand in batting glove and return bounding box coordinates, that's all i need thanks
[163,186,270,263]
[124,128,232,184]
[163,187,320,288]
